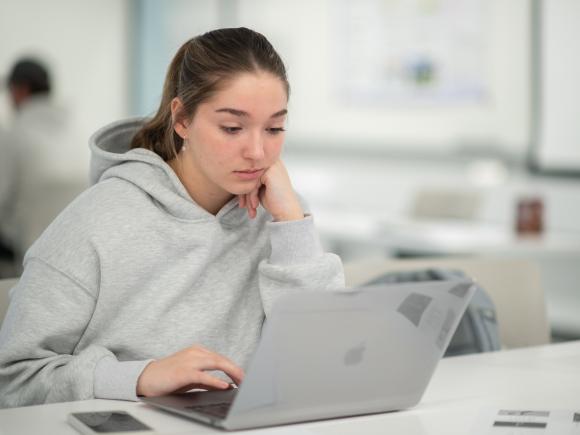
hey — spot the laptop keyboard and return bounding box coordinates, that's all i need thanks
[184,402,232,419]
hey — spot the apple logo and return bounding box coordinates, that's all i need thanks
[344,342,366,366]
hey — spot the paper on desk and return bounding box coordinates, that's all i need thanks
[473,408,580,435]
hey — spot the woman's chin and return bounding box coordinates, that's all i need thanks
[227,181,261,195]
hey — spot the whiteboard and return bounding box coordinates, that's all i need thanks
[533,0,580,174]
[135,0,532,156]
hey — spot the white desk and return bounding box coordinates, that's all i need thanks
[1,341,579,435]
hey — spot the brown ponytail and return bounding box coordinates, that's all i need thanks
[130,27,290,161]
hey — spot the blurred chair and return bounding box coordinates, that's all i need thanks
[16,179,86,256]
[0,257,18,280]
[344,256,551,349]
[2,179,86,277]
[0,179,84,278]
[410,189,481,220]
[0,278,18,326]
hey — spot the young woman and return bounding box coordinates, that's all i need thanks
[0,27,344,408]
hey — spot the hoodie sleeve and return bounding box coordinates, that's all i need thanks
[0,258,151,408]
[258,215,345,316]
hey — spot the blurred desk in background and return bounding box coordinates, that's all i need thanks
[314,211,580,257]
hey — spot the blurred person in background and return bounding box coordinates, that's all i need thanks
[7,58,51,110]
[0,124,18,277]
[0,58,81,273]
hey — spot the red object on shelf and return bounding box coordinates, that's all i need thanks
[516,197,544,235]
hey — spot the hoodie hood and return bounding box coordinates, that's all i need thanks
[88,117,242,223]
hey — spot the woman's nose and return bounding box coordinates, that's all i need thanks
[243,132,265,160]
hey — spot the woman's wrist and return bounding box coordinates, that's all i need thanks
[136,360,156,397]
[273,212,304,222]
[272,202,304,222]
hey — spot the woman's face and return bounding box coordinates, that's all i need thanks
[174,71,288,197]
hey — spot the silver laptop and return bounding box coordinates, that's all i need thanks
[142,280,476,430]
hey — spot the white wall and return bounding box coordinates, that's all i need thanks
[0,0,130,181]
[536,0,580,172]
[133,0,532,158]
[134,0,221,117]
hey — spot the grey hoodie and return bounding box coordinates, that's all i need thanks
[0,118,344,408]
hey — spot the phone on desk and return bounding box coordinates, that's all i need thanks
[67,411,155,435]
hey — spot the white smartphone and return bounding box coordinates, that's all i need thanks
[67,411,155,435]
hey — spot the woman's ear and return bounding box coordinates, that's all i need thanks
[170,97,189,139]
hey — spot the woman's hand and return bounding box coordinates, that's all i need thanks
[238,160,304,221]
[136,345,245,397]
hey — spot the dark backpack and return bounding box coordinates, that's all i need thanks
[363,268,501,356]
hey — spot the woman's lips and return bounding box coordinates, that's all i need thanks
[233,169,264,180]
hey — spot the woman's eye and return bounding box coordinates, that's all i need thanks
[267,127,286,135]
[220,126,242,134]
